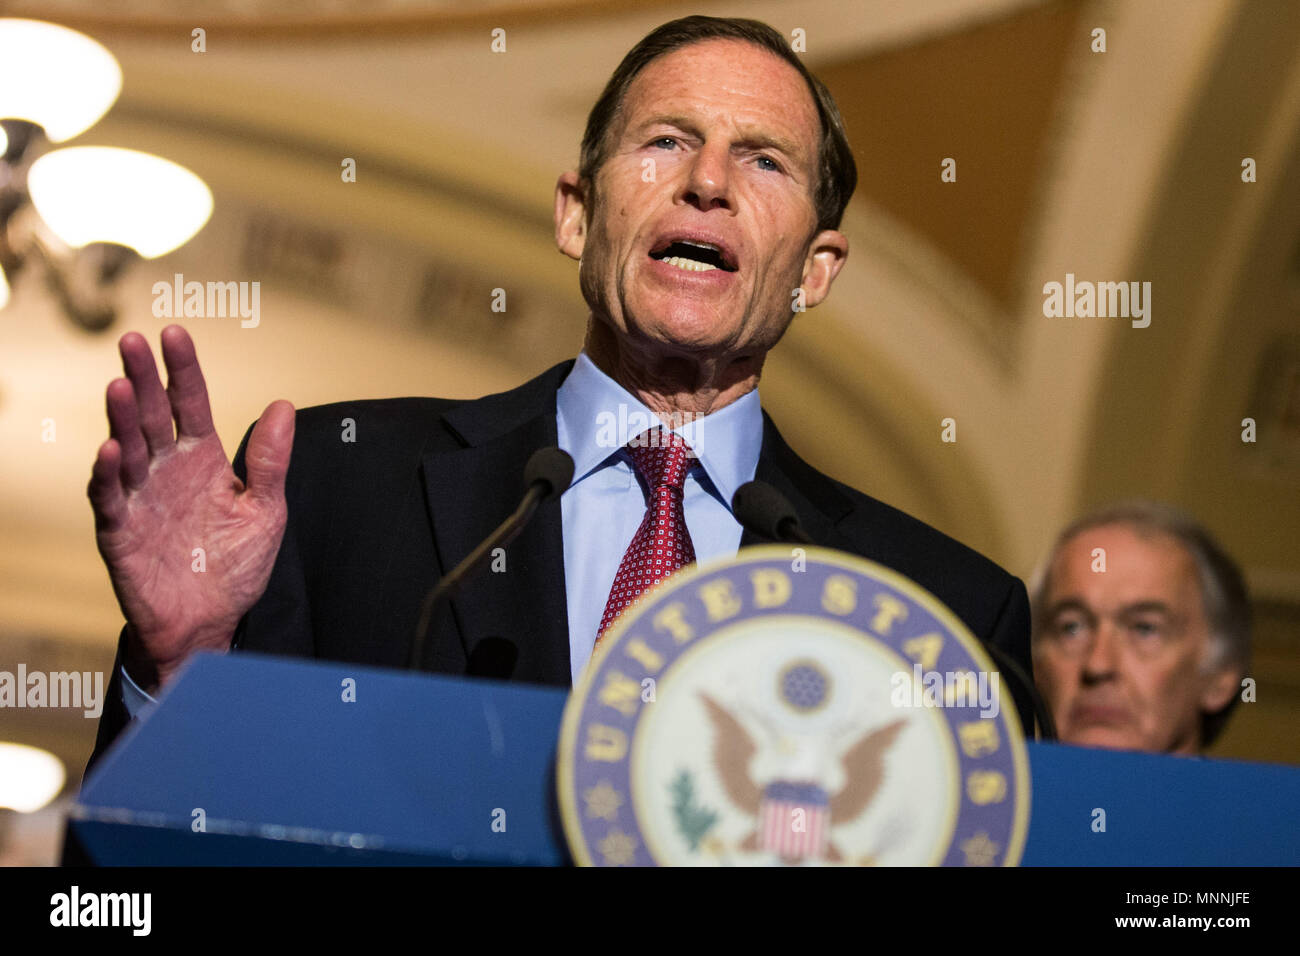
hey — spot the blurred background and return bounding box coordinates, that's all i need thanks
[1,0,1297,864]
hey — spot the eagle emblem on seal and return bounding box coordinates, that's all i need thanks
[698,658,906,865]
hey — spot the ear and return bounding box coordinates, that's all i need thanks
[554,170,588,262]
[1200,663,1241,715]
[798,228,849,309]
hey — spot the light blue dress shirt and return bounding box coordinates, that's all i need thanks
[556,351,763,680]
[121,351,764,711]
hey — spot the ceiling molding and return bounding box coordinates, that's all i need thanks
[1077,0,1300,565]
[0,0,679,38]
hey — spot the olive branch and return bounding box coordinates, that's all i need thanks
[670,769,719,851]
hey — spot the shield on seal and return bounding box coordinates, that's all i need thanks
[758,781,830,861]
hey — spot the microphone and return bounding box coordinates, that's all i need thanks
[982,644,1057,741]
[729,480,1056,741]
[731,480,815,545]
[408,446,574,670]
[465,636,519,680]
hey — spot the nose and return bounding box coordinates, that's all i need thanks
[678,141,731,212]
[1081,618,1121,682]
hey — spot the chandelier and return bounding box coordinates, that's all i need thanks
[0,18,212,330]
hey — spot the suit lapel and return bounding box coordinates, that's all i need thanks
[419,363,575,686]
[742,411,856,551]
[418,374,849,686]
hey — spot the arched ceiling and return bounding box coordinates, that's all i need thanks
[819,0,1083,312]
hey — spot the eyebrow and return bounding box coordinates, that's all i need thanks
[1043,598,1175,619]
[1042,598,1091,621]
[1119,601,1175,617]
[629,114,807,163]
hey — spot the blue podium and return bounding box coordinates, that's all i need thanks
[66,652,1300,865]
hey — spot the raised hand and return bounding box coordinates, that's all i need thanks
[87,325,295,692]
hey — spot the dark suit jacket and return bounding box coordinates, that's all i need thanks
[86,359,1033,772]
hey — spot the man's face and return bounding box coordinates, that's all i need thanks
[555,39,847,362]
[1033,523,1238,754]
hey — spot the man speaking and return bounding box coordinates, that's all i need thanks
[84,16,1034,768]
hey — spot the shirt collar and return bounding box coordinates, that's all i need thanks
[556,351,762,506]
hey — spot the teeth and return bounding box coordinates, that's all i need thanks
[662,256,718,272]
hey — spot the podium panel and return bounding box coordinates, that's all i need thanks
[68,653,1300,866]
[70,652,569,865]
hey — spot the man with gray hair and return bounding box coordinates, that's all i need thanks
[1031,501,1251,754]
[83,14,1037,771]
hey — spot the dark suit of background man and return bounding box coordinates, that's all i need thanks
[84,16,1034,771]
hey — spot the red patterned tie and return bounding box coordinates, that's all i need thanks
[595,428,697,648]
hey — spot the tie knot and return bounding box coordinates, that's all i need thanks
[626,428,694,491]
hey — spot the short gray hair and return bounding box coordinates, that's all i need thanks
[578,15,858,233]
[1029,500,1251,745]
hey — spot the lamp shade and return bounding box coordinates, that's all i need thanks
[0,19,121,142]
[27,146,213,259]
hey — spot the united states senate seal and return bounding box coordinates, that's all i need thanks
[557,545,1030,866]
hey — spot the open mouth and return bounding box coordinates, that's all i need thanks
[649,239,738,273]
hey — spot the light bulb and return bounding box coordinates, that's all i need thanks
[0,19,122,142]
[0,742,66,812]
[28,146,213,259]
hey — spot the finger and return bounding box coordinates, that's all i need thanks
[159,324,217,440]
[88,438,128,533]
[118,331,175,455]
[106,378,150,490]
[243,400,295,504]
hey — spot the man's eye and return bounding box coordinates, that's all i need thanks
[651,137,677,150]
[756,155,782,172]
[1055,618,1086,638]
[1130,620,1162,638]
